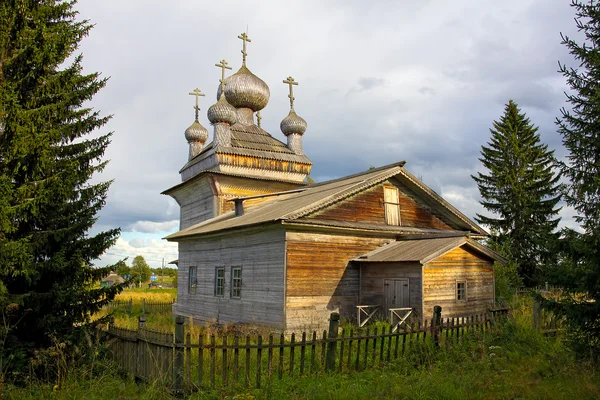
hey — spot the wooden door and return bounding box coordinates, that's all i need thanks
[384,279,410,310]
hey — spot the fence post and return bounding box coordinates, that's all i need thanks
[142,298,146,315]
[533,298,541,330]
[129,297,133,315]
[174,315,185,393]
[138,315,146,329]
[432,305,442,348]
[326,312,340,372]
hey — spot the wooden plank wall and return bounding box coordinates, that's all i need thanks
[285,231,391,332]
[175,226,286,328]
[171,176,216,230]
[307,180,452,230]
[359,262,422,317]
[423,246,494,318]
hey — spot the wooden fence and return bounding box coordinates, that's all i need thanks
[103,307,510,393]
[105,298,175,314]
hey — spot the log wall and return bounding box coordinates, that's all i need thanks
[423,246,494,318]
[170,176,216,230]
[285,231,391,331]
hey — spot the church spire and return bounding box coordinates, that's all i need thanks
[280,76,307,155]
[208,59,237,147]
[184,88,209,161]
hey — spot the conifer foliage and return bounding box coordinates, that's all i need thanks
[551,0,600,351]
[0,0,122,360]
[472,100,561,286]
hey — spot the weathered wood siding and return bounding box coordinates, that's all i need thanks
[170,176,216,230]
[359,262,422,318]
[174,226,286,328]
[307,180,452,230]
[285,231,391,332]
[423,246,494,318]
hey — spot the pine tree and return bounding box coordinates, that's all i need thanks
[472,100,562,286]
[549,0,600,351]
[0,0,122,359]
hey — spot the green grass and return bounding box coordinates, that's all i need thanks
[4,297,599,399]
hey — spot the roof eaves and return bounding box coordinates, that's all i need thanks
[419,237,467,264]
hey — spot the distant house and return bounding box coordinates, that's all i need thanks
[101,272,124,288]
[163,34,503,331]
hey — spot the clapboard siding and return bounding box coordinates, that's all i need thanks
[306,180,452,230]
[174,226,286,328]
[359,262,422,317]
[170,176,216,230]
[423,247,494,318]
[285,231,390,331]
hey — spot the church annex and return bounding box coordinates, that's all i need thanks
[163,33,504,332]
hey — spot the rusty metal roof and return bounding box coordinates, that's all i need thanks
[354,237,505,263]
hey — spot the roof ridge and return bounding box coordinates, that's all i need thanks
[282,165,404,220]
[303,161,407,189]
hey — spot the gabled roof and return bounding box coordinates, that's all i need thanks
[165,161,488,240]
[354,236,505,264]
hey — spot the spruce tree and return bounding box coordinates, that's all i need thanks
[0,0,122,360]
[550,0,600,351]
[472,100,562,286]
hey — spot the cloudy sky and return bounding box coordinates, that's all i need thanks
[75,0,579,269]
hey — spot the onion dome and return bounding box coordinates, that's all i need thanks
[207,94,238,125]
[217,65,270,111]
[185,120,209,143]
[280,110,307,135]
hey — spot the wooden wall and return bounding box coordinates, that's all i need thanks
[423,246,494,318]
[285,231,391,332]
[307,180,452,230]
[174,226,286,328]
[359,262,422,318]
[170,176,216,230]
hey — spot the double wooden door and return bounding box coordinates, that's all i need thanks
[384,278,409,310]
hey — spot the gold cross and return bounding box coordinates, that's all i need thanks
[238,32,251,66]
[283,76,298,110]
[215,59,232,88]
[189,88,205,121]
[256,111,262,128]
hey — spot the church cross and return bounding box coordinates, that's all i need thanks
[283,76,298,110]
[238,32,251,66]
[188,88,205,121]
[215,59,232,87]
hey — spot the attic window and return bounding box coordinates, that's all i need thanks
[383,186,400,225]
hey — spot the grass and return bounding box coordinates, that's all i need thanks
[115,287,177,302]
[4,297,599,399]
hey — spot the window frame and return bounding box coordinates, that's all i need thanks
[383,185,401,226]
[456,280,467,301]
[188,266,197,295]
[230,266,242,299]
[215,266,225,297]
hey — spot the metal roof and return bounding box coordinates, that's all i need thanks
[354,237,505,264]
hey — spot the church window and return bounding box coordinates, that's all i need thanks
[384,186,400,225]
[215,267,225,297]
[456,280,467,301]
[231,267,242,298]
[188,266,197,294]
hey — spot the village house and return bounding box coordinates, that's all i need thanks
[163,34,504,332]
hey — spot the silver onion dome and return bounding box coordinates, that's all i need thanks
[280,110,307,135]
[217,65,270,111]
[184,120,209,143]
[207,94,238,125]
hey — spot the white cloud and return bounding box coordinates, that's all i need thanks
[130,220,179,234]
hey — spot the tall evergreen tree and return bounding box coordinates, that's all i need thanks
[472,100,562,286]
[549,0,600,352]
[0,0,122,360]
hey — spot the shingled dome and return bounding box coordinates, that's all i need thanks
[217,65,270,111]
[184,120,208,143]
[207,93,238,125]
[280,110,307,135]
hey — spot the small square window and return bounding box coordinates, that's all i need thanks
[456,281,467,301]
[231,267,242,298]
[215,267,225,297]
[188,266,197,295]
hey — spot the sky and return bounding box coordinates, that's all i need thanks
[75,0,581,269]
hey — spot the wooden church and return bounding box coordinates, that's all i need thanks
[163,33,504,332]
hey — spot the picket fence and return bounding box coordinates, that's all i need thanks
[103,307,510,393]
[105,298,174,314]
